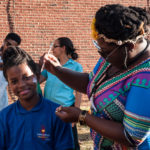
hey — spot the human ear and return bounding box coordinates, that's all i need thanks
[62,45,66,53]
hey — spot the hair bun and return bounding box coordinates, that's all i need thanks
[71,52,78,60]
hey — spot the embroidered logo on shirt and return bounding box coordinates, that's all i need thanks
[37,126,50,141]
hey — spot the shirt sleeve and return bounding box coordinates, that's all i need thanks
[89,57,104,80]
[123,83,150,146]
[0,112,6,150]
[75,63,83,72]
[41,69,48,78]
[53,114,74,150]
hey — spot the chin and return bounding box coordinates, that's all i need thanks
[19,94,34,101]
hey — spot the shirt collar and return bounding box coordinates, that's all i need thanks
[16,95,44,114]
[63,59,74,66]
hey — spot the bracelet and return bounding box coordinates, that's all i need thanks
[78,110,87,125]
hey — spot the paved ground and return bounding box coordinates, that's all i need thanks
[78,124,93,150]
[78,102,93,150]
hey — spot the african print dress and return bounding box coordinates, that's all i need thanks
[87,57,150,150]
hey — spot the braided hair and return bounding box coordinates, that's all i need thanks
[3,46,38,81]
[57,37,78,60]
[95,4,150,41]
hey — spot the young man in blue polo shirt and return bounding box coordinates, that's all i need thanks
[0,46,74,150]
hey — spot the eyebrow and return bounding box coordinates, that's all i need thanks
[9,74,34,79]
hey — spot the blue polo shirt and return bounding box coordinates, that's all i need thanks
[0,96,74,150]
[41,59,83,106]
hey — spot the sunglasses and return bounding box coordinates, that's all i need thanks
[92,40,101,51]
[53,45,61,49]
[92,40,121,60]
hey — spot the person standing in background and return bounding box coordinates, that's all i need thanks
[40,37,83,150]
[0,33,21,110]
[0,51,8,110]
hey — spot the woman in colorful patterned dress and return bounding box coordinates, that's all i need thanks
[42,4,150,150]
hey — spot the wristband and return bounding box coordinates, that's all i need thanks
[78,110,87,125]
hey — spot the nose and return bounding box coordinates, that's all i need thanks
[18,79,26,88]
[52,46,54,51]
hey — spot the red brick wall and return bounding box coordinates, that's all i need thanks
[0,0,149,104]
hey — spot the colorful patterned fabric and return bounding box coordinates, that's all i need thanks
[87,57,150,150]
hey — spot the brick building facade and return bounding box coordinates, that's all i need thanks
[0,0,149,104]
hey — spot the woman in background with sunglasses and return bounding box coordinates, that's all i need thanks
[39,37,83,150]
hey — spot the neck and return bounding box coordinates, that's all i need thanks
[20,94,40,111]
[59,55,69,65]
[129,39,149,61]
[121,39,149,70]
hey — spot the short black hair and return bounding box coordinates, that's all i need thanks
[3,46,38,80]
[95,4,150,41]
[5,33,21,45]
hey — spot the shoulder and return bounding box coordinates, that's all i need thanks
[0,102,17,119]
[75,61,83,69]
[129,58,150,87]
[41,97,69,125]
[67,59,83,71]
[1,102,17,112]
[71,59,81,65]
[42,97,60,111]
[131,72,150,89]
[89,57,106,79]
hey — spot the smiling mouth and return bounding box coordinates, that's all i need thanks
[19,89,30,96]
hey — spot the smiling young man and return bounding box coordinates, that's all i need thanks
[0,46,74,150]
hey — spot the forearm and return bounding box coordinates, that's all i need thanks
[85,113,132,146]
[55,66,89,94]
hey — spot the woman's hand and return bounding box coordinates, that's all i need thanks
[39,53,61,73]
[44,53,61,67]
[55,106,81,123]
[41,53,61,74]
